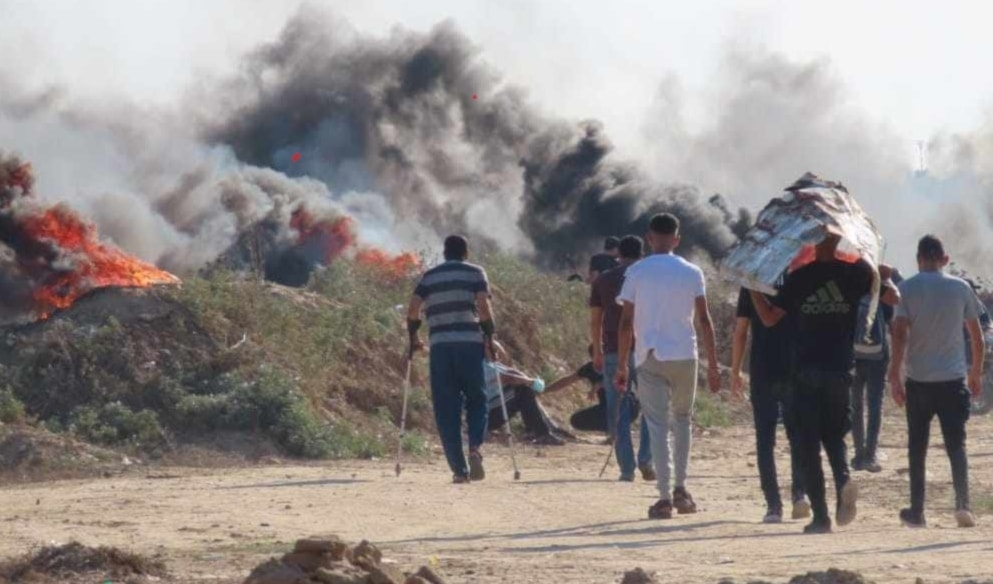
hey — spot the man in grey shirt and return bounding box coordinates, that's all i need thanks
[888,235,986,528]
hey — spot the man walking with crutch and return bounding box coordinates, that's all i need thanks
[590,235,653,482]
[407,235,496,484]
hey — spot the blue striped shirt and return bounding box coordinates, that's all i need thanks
[414,260,490,346]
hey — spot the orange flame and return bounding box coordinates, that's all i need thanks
[290,206,356,264]
[289,205,420,280]
[355,248,421,280]
[19,204,180,313]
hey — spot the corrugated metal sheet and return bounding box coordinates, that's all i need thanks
[722,172,883,339]
[722,172,883,294]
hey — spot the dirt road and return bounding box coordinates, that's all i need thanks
[3,413,993,583]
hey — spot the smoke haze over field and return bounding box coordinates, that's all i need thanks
[1,3,993,279]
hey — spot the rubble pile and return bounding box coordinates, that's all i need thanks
[0,541,166,583]
[244,537,447,584]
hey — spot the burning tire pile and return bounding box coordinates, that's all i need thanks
[0,151,179,323]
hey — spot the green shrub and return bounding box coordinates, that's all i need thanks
[0,387,26,424]
[69,403,165,447]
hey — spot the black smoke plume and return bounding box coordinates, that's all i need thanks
[205,11,742,267]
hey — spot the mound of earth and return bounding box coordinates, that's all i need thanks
[0,541,166,583]
[244,536,447,584]
[0,426,122,479]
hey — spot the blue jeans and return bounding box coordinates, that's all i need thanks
[603,352,652,477]
[851,358,887,462]
[429,343,488,477]
[752,380,805,509]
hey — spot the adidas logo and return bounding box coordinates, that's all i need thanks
[800,281,851,315]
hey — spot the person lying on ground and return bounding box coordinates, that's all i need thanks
[483,342,568,446]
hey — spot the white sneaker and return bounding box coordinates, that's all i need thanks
[792,497,812,520]
[836,481,859,527]
[955,509,976,528]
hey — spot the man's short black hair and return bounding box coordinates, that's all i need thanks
[604,236,620,251]
[618,235,643,260]
[443,235,469,261]
[649,213,679,236]
[917,234,945,262]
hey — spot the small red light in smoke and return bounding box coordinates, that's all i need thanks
[472,94,477,100]
[291,152,301,162]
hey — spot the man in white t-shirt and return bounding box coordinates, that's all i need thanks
[615,213,721,520]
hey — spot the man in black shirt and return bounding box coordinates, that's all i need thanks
[732,283,808,523]
[587,237,620,283]
[750,233,899,533]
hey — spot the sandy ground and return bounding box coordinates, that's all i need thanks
[3,412,993,584]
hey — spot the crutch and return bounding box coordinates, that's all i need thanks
[598,390,625,478]
[495,365,522,480]
[394,349,413,477]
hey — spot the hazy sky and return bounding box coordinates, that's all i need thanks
[4,0,993,164]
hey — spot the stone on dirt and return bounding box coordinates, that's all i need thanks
[621,567,660,584]
[788,569,873,584]
[414,566,447,584]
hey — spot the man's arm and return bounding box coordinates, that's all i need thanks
[544,372,582,395]
[966,317,986,398]
[406,295,425,355]
[695,295,721,393]
[590,306,604,371]
[476,291,493,323]
[749,290,787,327]
[730,317,750,399]
[614,302,635,390]
[878,264,901,306]
[887,315,910,406]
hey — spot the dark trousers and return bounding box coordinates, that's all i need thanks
[906,379,971,513]
[429,343,488,476]
[793,370,852,522]
[487,385,553,436]
[752,380,805,509]
[851,358,887,462]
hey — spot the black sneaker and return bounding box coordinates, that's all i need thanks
[648,499,673,519]
[803,518,833,534]
[531,433,565,446]
[468,451,485,481]
[452,474,470,484]
[762,506,784,524]
[673,487,698,514]
[899,508,927,528]
[619,473,635,482]
[639,464,657,481]
[863,458,882,473]
[850,456,865,472]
